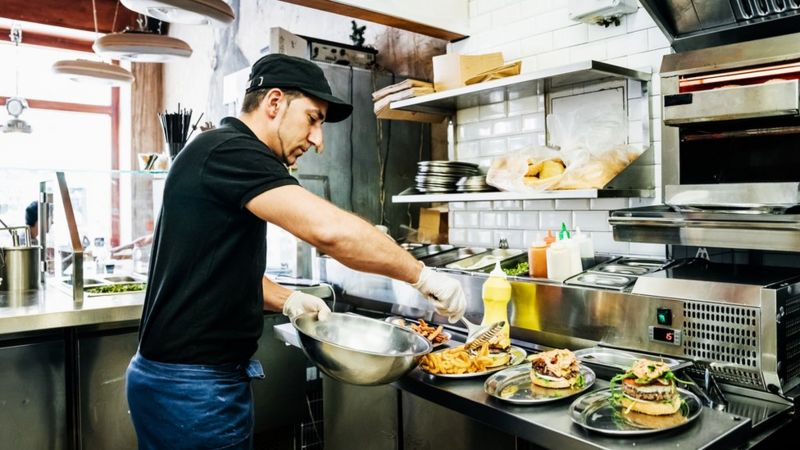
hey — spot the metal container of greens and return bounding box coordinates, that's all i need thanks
[476,253,529,276]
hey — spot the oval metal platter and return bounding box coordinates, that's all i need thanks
[569,387,702,436]
[484,364,596,404]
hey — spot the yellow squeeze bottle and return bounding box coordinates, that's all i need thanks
[481,261,513,340]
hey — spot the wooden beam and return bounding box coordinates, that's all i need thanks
[280,0,467,42]
[0,27,94,53]
[0,96,114,115]
[2,0,140,34]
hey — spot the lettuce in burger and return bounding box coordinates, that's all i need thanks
[610,359,691,416]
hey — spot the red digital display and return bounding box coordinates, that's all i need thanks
[652,327,675,343]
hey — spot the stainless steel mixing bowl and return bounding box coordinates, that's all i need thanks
[292,312,433,386]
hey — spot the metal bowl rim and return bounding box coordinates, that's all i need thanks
[291,313,434,357]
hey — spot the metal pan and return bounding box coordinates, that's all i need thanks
[420,247,488,268]
[409,244,456,259]
[563,272,637,290]
[445,248,524,272]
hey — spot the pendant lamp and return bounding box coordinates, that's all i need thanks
[93,32,193,62]
[52,59,135,85]
[120,0,235,26]
[3,98,32,134]
[2,25,32,134]
[51,0,135,85]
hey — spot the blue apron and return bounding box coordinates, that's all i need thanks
[126,352,265,449]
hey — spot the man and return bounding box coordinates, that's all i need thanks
[24,201,38,245]
[126,53,467,449]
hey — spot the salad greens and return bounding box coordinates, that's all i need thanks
[85,283,146,294]
[502,261,529,276]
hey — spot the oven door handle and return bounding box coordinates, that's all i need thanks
[609,215,800,230]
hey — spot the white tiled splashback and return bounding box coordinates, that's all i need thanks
[445,1,670,257]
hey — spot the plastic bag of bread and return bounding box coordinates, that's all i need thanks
[485,146,565,192]
[553,144,644,189]
[546,104,645,190]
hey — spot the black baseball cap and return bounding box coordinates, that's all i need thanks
[246,53,353,123]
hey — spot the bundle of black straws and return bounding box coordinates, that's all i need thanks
[158,104,204,160]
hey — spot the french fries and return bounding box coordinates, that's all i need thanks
[410,319,449,345]
[420,343,496,375]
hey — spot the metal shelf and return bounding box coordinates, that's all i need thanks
[390,60,652,115]
[391,188,654,203]
[390,60,654,204]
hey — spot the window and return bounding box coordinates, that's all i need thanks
[0,25,120,248]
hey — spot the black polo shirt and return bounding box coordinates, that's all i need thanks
[138,117,299,364]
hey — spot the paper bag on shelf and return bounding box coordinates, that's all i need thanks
[372,78,433,101]
[464,60,522,85]
[432,52,504,92]
[417,206,448,244]
[373,86,435,114]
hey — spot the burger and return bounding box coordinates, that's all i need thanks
[487,350,512,368]
[486,333,513,367]
[528,349,584,389]
[611,359,689,416]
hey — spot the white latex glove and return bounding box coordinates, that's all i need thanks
[282,291,331,321]
[411,265,467,323]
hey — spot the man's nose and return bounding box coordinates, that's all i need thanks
[309,125,324,154]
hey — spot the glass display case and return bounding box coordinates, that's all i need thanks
[0,168,166,301]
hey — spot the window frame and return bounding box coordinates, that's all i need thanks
[0,27,122,245]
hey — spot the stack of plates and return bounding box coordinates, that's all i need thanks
[455,175,495,193]
[415,161,481,193]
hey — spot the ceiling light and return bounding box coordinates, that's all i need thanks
[52,59,135,85]
[120,0,235,26]
[2,24,32,134]
[2,97,32,134]
[93,32,193,62]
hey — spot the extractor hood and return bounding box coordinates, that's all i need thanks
[640,0,800,52]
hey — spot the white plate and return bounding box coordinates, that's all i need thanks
[569,387,702,435]
[484,364,595,404]
[422,346,527,378]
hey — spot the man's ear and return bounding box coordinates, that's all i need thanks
[263,89,283,119]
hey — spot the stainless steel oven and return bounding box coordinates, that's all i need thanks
[611,32,800,252]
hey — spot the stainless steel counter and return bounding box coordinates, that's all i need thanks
[274,322,753,449]
[0,281,334,335]
[397,369,750,450]
[0,285,144,335]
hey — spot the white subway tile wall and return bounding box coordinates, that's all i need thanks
[495,229,525,249]
[446,1,670,255]
[507,211,540,229]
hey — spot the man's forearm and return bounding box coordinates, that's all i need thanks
[318,215,422,284]
[262,276,293,312]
